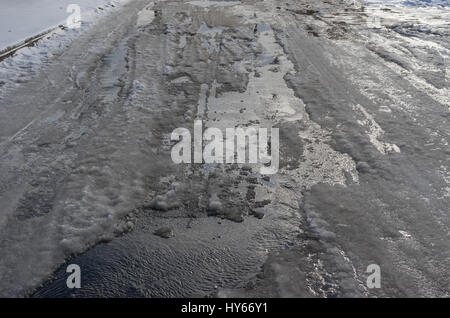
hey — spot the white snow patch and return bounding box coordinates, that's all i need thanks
[170,76,192,84]
[136,2,155,27]
[188,1,241,8]
[353,104,401,154]
[399,230,413,239]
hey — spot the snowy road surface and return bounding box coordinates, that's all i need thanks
[0,0,449,297]
[0,0,125,51]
